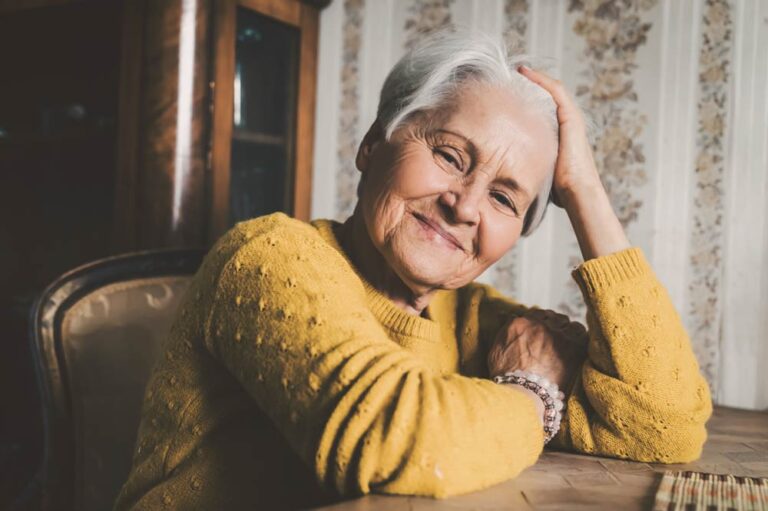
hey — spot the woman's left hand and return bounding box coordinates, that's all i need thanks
[518,65,631,261]
[487,309,588,395]
[517,65,602,206]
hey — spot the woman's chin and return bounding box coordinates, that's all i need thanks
[384,229,476,289]
[393,254,470,290]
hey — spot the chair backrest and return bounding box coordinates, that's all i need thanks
[28,249,205,511]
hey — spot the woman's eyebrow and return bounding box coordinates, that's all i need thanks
[433,128,530,200]
[495,176,530,202]
[434,128,477,151]
[432,128,483,165]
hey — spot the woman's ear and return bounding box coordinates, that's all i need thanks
[355,120,384,173]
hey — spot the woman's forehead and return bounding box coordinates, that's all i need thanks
[444,85,553,145]
[436,91,557,165]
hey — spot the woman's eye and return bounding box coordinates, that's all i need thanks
[491,191,518,214]
[436,149,462,170]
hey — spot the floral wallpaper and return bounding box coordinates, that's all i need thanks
[491,0,531,298]
[556,0,657,320]
[317,0,761,404]
[335,0,365,219]
[688,0,733,387]
[503,0,529,54]
[403,0,455,50]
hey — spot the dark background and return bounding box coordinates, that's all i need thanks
[0,2,122,505]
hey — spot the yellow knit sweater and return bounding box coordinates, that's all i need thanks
[114,213,712,510]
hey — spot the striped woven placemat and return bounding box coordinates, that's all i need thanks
[653,471,768,510]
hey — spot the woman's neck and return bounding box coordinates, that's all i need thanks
[337,209,435,317]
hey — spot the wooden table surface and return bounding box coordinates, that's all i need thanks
[311,406,768,511]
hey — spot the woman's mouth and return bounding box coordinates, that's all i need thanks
[412,212,465,252]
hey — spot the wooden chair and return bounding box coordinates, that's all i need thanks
[23,249,205,511]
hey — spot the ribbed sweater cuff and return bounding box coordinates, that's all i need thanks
[571,247,650,298]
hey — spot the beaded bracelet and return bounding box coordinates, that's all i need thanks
[492,369,565,444]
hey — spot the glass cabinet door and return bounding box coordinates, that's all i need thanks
[229,7,299,224]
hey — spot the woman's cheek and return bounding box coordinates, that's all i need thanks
[380,197,407,240]
[480,216,520,263]
[394,155,448,197]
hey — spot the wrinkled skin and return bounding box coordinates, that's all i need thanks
[346,83,558,314]
[487,310,588,393]
[343,67,621,398]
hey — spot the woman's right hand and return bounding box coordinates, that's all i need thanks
[487,310,588,395]
[518,65,631,261]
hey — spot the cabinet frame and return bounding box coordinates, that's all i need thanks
[210,0,318,243]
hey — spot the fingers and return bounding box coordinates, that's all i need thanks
[517,65,568,106]
[490,314,582,387]
[517,65,582,125]
[517,65,560,90]
[487,330,524,376]
[504,311,582,347]
[505,318,551,360]
[563,321,588,341]
[490,310,587,390]
[547,310,570,328]
[524,307,568,326]
[523,308,587,343]
[522,307,548,321]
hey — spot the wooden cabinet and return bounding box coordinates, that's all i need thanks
[210,0,321,240]
[0,0,329,505]
[0,2,127,502]
[115,0,328,250]
[0,0,328,252]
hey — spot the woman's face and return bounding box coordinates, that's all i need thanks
[356,83,558,291]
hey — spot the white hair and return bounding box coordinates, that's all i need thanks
[376,29,559,236]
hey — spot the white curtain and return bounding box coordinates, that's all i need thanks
[311,0,768,410]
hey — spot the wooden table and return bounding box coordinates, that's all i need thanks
[311,406,768,510]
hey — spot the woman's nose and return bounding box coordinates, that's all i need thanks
[439,186,481,225]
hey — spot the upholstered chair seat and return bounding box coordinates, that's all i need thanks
[27,250,204,511]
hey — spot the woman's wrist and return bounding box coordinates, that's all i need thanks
[502,384,545,425]
[558,181,631,261]
[493,370,565,443]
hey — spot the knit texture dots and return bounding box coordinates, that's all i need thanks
[114,214,711,510]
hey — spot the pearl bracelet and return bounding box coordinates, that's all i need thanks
[492,370,565,444]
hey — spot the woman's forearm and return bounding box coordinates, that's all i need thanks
[208,218,547,499]
[553,248,712,462]
[560,182,631,261]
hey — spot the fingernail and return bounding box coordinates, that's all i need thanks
[518,64,530,72]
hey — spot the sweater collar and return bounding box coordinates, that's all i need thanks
[312,218,442,341]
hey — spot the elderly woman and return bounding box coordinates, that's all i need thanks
[115,31,711,510]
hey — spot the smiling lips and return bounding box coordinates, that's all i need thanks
[412,212,465,252]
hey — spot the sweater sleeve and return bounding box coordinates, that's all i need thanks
[471,248,712,463]
[553,247,712,462]
[202,216,545,499]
